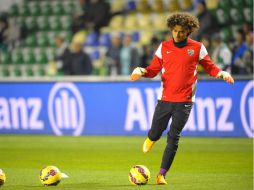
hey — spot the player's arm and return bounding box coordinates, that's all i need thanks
[130,55,163,81]
[199,44,234,84]
[130,43,163,81]
[130,67,147,81]
[216,71,234,84]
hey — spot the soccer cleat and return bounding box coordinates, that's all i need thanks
[142,137,155,153]
[156,174,167,185]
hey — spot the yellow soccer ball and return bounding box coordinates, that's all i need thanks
[0,169,6,186]
[128,165,150,185]
[39,166,68,186]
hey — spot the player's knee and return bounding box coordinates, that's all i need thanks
[148,130,161,141]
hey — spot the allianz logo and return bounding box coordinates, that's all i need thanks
[0,82,85,136]
[240,81,254,138]
[48,83,85,136]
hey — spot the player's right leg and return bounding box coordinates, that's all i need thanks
[157,102,193,184]
[143,100,172,153]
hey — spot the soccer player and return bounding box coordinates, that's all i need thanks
[130,12,234,185]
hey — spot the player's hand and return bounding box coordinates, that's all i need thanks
[217,71,234,84]
[130,67,147,81]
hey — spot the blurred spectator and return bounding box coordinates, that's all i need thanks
[164,31,172,41]
[54,36,71,75]
[232,31,253,74]
[68,41,93,75]
[230,29,245,57]
[193,0,217,41]
[105,33,122,76]
[201,34,212,54]
[211,34,232,72]
[140,36,160,68]
[0,13,9,51]
[72,0,111,34]
[120,34,139,75]
[242,23,253,34]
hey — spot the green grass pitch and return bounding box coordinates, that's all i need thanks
[0,135,252,190]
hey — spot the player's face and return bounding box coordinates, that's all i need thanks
[172,25,189,43]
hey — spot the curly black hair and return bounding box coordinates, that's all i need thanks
[167,12,200,33]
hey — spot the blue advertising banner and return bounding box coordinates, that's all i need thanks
[0,80,253,137]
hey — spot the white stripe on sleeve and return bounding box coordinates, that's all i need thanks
[199,44,208,61]
[155,43,162,59]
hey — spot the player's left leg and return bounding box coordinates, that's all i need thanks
[157,102,193,185]
[143,101,173,153]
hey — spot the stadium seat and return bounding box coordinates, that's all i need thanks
[24,35,37,47]
[218,0,230,10]
[90,49,101,60]
[25,17,38,31]
[16,17,25,28]
[34,50,48,65]
[85,32,99,46]
[230,8,244,24]
[60,16,72,30]
[62,1,77,14]
[231,0,244,8]
[22,49,35,65]
[51,2,65,15]
[44,47,56,61]
[179,0,193,11]
[152,13,167,31]
[136,0,151,13]
[46,31,59,47]
[29,3,41,16]
[11,50,23,65]
[151,0,164,13]
[139,31,153,45]
[124,14,138,31]
[131,31,140,42]
[37,68,46,76]
[215,9,230,25]
[40,3,52,15]
[245,0,253,6]
[137,13,152,30]
[106,15,124,31]
[126,0,136,11]
[167,0,180,12]
[205,0,219,10]
[220,28,233,42]
[9,4,19,17]
[13,67,22,77]
[37,34,49,47]
[49,16,62,31]
[0,53,11,65]
[110,0,125,13]
[99,33,111,47]
[25,68,34,76]
[37,16,50,31]
[243,8,253,23]
[19,5,30,17]
[0,68,10,77]
[60,31,73,43]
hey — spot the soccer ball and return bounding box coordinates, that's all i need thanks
[128,165,150,185]
[39,166,68,186]
[0,169,6,186]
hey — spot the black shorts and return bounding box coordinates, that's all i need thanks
[148,100,193,141]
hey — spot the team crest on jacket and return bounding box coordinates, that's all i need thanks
[187,49,194,56]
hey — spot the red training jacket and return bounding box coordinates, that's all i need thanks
[144,38,221,102]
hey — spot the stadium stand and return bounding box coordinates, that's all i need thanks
[0,0,78,77]
[0,0,253,77]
